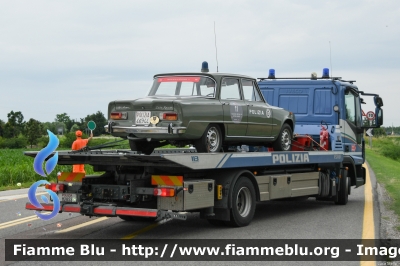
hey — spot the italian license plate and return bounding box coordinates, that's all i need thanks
[59,193,77,203]
[135,111,151,125]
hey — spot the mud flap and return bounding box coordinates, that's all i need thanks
[356,166,366,187]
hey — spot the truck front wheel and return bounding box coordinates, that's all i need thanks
[226,177,256,227]
[335,175,349,205]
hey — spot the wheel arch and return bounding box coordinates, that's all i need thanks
[284,119,294,133]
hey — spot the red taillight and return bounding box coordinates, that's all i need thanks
[45,183,65,192]
[162,113,178,121]
[111,112,127,120]
[153,188,175,197]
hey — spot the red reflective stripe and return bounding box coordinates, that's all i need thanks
[157,76,200,82]
[63,206,81,212]
[25,203,59,211]
[26,203,158,218]
[93,208,113,215]
[116,209,158,217]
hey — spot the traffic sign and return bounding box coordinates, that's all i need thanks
[366,111,375,121]
[362,110,366,116]
[366,128,373,137]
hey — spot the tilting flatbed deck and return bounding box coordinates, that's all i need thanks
[24,149,343,169]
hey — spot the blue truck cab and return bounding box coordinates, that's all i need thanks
[258,68,383,187]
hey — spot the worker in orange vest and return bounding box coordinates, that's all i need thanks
[71,130,93,173]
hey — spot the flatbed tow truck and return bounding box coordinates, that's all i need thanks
[25,148,346,227]
[25,68,384,227]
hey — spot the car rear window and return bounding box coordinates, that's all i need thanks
[149,76,216,97]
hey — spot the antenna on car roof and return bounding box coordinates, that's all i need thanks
[329,41,333,78]
[214,21,219,72]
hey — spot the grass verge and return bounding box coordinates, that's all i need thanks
[366,147,400,231]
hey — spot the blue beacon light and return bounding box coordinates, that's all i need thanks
[201,61,209,73]
[268,69,275,79]
[322,68,330,78]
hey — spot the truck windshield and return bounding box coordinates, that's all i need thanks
[148,76,216,97]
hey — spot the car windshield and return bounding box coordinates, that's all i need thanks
[148,76,216,97]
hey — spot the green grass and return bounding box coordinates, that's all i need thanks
[0,148,102,190]
[0,139,177,190]
[366,137,400,231]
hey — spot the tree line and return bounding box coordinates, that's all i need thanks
[0,110,107,149]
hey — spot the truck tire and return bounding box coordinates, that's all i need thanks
[335,175,349,205]
[129,140,154,155]
[226,177,256,227]
[195,124,222,153]
[273,123,292,151]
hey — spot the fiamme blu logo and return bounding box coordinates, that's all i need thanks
[28,130,60,221]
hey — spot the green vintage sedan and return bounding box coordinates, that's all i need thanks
[105,63,295,154]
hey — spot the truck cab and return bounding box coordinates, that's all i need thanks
[258,68,383,188]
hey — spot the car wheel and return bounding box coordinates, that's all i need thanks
[272,123,292,151]
[226,177,256,227]
[195,124,222,153]
[129,140,154,155]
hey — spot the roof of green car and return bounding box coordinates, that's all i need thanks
[153,72,255,81]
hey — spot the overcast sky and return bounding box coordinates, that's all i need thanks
[1,0,399,128]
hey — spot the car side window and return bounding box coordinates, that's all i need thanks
[220,78,241,100]
[242,79,262,102]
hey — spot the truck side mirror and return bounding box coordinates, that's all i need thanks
[374,96,383,107]
[375,108,383,127]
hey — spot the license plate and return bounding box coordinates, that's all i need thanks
[59,193,77,203]
[135,111,151,125]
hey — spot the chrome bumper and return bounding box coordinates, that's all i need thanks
[104,124,186,134]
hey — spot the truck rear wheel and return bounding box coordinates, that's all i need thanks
[335,175,349,205]
[226,177,256,227]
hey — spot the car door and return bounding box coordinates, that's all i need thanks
[242,79,273,137]
[220,77,248,137]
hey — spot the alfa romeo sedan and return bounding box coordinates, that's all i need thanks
[105,64,295,154]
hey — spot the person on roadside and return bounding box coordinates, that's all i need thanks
[71,130,93,173]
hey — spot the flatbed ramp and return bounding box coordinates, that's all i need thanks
[24,150,344,170]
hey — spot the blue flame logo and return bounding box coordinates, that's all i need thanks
[28,180,60,220]
[33,130,59,177]
[28,130,60,220]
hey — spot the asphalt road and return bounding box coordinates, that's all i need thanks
[0,164,385,266]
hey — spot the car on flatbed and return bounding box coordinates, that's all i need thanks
[105,62,295,154]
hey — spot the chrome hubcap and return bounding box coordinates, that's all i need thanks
[236,187,251,217]
[206,127,220,152]
[281,129,291,150]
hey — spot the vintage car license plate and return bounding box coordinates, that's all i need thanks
[135,111,151,125]
[59,193,77,203]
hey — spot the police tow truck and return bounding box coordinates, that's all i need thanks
[25,68,383,227]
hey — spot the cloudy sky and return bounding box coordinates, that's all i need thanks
[1,0,399,127]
